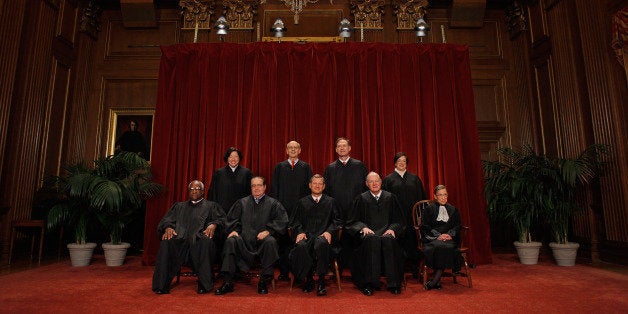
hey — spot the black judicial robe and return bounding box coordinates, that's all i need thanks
[208,165,253,212]
[225,195,289,249]
[420,202,461,269]
[382,171,425,260]
[220,195,289,277]
[152,199,226,291]
[289,194,342,280]
[346,190,406,289]
[270,160,313,216]
[323,158,368,218]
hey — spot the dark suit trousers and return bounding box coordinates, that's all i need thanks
[289,236,331,282]
[152,236,217,291]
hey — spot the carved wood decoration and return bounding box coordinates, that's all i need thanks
[79,0,103,40]
[393,0,427,30]
[349,0,385,29]
[222,0,259,29]
[180,0,215,30]
[505,0,527,40]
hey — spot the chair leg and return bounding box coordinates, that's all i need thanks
[421,262,428,284]
[334,259,342,291]
[289,274,294,292]
[463,255,473,288]
[8,227,16,265]
[30,233,36,261]
[38,226,45,264]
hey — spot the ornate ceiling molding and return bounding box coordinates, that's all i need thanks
[222,0,260,30]
[393,0,427,30]
[349,0,386,30]
[179,0,215,30]
[505,0,527,40]
[79,0,103,40]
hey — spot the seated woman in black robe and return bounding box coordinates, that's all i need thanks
[420,184,461,290]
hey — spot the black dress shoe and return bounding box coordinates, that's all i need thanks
[388,287,401,295]
[360,287,374,296]
[258,280,268,294]
[433,282,442,290]
[302,279,314,293]
[154,289,169,295]
[277,273,290,281]
[317,283,327,296]
[424,280,433,291]
[215,282,234,295]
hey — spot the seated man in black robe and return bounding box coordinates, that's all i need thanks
[289,174,342,296]
[152,180,226,294]
[215,176,289,295]
[346,172,406,296]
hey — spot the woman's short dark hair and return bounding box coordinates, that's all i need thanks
[223,147,242,163]
[394,152,408,164]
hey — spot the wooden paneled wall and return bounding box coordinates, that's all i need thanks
[0,0,625,264]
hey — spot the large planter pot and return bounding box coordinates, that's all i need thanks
[514,241,542,265]
[102,242,131,266]
[67,242,97,267]
[549,242,580,266]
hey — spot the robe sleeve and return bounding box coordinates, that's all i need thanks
[205,202,227,233]
[445,206,461,238]
[269,164,281,198]
[387,194,406,236]
[289,201,305,238]
[156,203,178,237]
[345,195,367,236]
[326,199,342,236]
[208,170,220,202]
[266,201,288,236]
[225,200,243,234]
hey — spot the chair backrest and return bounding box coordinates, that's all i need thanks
[411,200,432,249]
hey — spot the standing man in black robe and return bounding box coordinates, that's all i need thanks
[152,180,225,295]
[382,152,426,276]
[270,140,313,281]
[289,174,342,296]
[323,137,368,271]
[215,177,289,295]
[347,172,406,296]
[208,147,253,212]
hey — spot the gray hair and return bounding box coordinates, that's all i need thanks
[188,180,205,190]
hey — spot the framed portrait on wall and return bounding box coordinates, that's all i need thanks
[106,108,154,161]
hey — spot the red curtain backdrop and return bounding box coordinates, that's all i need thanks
[142,42,492,265]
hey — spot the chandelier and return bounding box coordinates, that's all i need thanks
[283,0,319,24]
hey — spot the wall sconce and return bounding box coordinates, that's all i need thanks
[271,18,286,42]
[214,16,229,42]
[338,18,353,42]
[415,17,429,43]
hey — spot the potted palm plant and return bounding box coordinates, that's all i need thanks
[47,152,163,266]
[483,145,608,265]
[46,163,99,266]
[542,145,607,266]
[483,146,544,264]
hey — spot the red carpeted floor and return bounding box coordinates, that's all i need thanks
[1,253,626,313]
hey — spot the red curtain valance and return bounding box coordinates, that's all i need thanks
[143,42,492,265]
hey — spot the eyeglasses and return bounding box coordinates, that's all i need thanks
[435,193,448,197]
[189,187,203,191]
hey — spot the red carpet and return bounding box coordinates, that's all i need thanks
[1,253,626,313]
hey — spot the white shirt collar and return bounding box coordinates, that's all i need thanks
[339,157,350,163]
[191,198,204,205]
[288,158,299,164]
[370,191,382,199]
[229,165,238,172]
[394,169,406,177]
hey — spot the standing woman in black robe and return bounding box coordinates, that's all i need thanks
[209,147,253,212]
[382,152,426,273]
[420,184,461,290]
